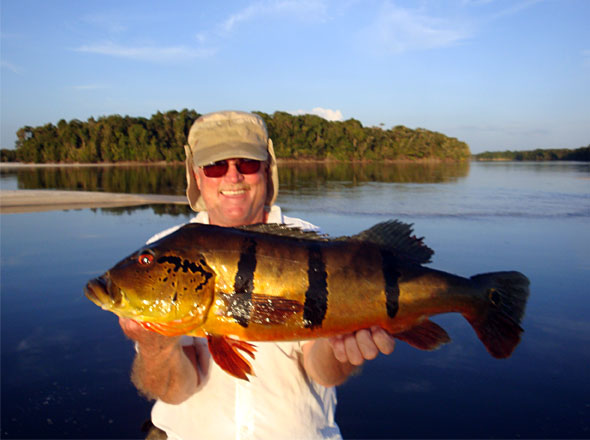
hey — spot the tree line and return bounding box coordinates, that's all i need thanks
[473,146,590,162]
[1,109,471,163]
[6,109,198,163]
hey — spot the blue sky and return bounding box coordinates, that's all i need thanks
[1,0,588,154]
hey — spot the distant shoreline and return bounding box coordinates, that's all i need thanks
[472,146,589,162]
[0,157,468,168]
[0,189,187,214]
[2,157,589,168]
[0,161,179,169]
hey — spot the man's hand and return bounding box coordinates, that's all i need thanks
[303,327,396,387]
[328,326,396,366]
[118,317,199,403]
[119,317,181,359]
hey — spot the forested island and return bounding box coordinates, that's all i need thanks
[473,146,589,161]
[1,109,471,163]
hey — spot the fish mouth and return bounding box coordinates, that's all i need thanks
[84,275,123,310]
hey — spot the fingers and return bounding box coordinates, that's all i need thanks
[119,317,167,342]
[352,329,378,362]
[328,335,348,363]
[119,316,139,334]
[118,317,181,357]
[329,328,396,366]
[370,326,396,355]
[119,317,139,339]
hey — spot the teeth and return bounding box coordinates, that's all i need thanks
[221,189,247,196]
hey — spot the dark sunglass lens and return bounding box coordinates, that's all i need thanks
[236,159,261,174]
[202,161,228,177]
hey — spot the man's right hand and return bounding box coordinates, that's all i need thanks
[119,317,182,358]
[118,317,199,403]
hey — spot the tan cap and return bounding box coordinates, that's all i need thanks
[185,111,279,212]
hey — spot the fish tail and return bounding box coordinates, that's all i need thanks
[465,271,530,358]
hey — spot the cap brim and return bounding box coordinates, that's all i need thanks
[194,142,268,166]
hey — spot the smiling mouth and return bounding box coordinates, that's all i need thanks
[220,188,248,196]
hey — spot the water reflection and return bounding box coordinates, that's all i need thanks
[98,204,195,217]
[1,164,186,195]
[279,161,470,188]
[1,161,589,439]
[1,161,470,194]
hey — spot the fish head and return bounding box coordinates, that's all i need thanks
[85,240,216,334]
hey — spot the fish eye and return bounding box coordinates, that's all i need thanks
[138,253,154,266]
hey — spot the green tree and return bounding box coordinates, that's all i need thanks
[13,109,474,163]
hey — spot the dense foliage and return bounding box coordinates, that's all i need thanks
[474,146,590,161]
[5,109,471,163]
[1,149,17,162]
[256,111,470,161]
[11,109,198,163]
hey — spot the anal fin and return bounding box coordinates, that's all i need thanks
[394,319,451,351]
[207,334,257,381]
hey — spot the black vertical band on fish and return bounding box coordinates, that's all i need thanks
[303,243,328,329]
[380,249,400,319]
[232,237,257,327]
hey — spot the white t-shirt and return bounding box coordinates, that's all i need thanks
[148,206,342,440]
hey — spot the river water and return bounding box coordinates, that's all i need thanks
[1,161,589,438]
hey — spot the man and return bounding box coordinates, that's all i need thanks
[119,111,395,439]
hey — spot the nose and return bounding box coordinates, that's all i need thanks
[224,161,244,183]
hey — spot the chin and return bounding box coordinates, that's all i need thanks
[219,212,251,226]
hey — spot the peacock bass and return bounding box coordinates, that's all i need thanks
[84,220,530,380]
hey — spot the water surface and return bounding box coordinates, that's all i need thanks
[1,161,589,438]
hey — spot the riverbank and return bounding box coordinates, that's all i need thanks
[0,161,177,169]
[0,190,187,214]
[0,157,470,169]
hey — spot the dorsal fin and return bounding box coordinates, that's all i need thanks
[236,223,329,241]
[236,220,433,263]
[346,220,433,264]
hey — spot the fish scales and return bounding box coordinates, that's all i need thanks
[201,234,394,340]
[85,220,531,380]
[203,236,465,339]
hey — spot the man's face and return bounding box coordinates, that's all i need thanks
[195,158,268,227]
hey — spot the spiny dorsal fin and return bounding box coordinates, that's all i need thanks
[345,220,433,264]
[236,223,329,241]
[236,220,433,263]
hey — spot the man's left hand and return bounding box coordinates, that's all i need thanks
[328,327,396,366]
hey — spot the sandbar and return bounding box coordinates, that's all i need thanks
[0,190,187,214]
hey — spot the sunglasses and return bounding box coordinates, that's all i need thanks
[201,158,262,178]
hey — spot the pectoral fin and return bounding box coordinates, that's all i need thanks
[394,319,451,351]
[250,294,304,325]
[207,334,257,381]
[223,292,303,327]
[134,317,202,336]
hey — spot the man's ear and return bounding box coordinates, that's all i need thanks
[194,167,201,190]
